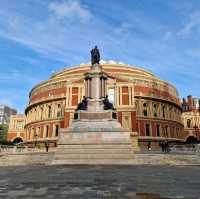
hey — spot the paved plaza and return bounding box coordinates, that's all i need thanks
[0,165,199,199]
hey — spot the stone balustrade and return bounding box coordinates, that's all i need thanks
[0,145,53,154]
[169,144,200,155]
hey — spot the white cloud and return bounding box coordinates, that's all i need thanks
[115,22,132,34]
[14,56,42,67]
[0,69,41,85]
[0,89,26,113]
[162,31,172,42]
[178,12,200,37]
[0,70,21,81]
[48,0,91,21]
[0,0,199,101]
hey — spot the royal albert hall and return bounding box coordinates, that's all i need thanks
[24,61,184,148]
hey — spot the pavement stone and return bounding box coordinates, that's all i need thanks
[0,165,199,198]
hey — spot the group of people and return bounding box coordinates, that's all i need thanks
[147,140,170,153]
[160,140,170,153]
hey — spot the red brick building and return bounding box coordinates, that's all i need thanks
[7,114,26,143]
[7,62,184,147]
[181,95,200,143]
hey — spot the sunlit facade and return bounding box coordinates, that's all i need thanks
[181,95,200,143]
[8,62,184,147]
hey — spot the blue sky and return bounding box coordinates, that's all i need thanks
[0,0,200,113]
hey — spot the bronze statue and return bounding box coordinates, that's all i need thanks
[76,96,88,111]
[103,95,115,110]
[91,46,100,65]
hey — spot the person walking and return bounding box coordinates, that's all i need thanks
[163,140,169,153]
[45,139,49,152]
[160,141,165,153]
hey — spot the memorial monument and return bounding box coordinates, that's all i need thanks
[51,46,135,165]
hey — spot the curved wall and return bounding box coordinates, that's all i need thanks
[22,63,184,147]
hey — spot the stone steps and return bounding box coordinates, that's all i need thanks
[59,139,131,145]
[51,143,134,165]
[57,143,132,149]
[55,148,132,154]
[49,158,135,165]
[50,131,135,165]
[53,153,133,160]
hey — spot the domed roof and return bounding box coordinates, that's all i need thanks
[50,61,156,80]
[29,61,179,100]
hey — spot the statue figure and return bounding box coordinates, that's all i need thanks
[91,46,100,65]
[103,95,115,110]
[76,96,88,111]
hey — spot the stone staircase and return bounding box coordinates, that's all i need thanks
[50,131,135,165]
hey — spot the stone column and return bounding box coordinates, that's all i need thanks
[87,79,90,97]
[91,76,100,99]
[120,87,122,106]
[104,78,107,97]
[88,79,91,98]
[101,78,105,98]
[85,79,88,97]
[69,87,72,107]
[129,86,131,106]
[100,78,102,98]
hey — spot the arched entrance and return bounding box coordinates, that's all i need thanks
[13,137,23,144]
[186,136,198,144]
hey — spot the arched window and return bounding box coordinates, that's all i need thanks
[169,106,172,118]
[143,103,148,116]
[40,107,43,120]
[165,125,169,137]
[122,86,129,105]
[48,106,52,118]
[46,125,49,137]
[156,124,160,137]
[72,87,79,106]
[55,124,59,137]
[153,103,157,117]
[162,106,165,118]
[57,104,61,118]
[187,119,191,128]
[145,123,151,136]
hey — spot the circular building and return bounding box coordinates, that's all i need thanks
[24,62,184,148]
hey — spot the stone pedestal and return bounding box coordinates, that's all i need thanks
[51,130,134,165]
[50,63,135,165]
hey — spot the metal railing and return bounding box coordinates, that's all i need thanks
[0,145,48,154]
[169,144,200,155]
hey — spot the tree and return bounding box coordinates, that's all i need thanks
[0,124,8,144]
